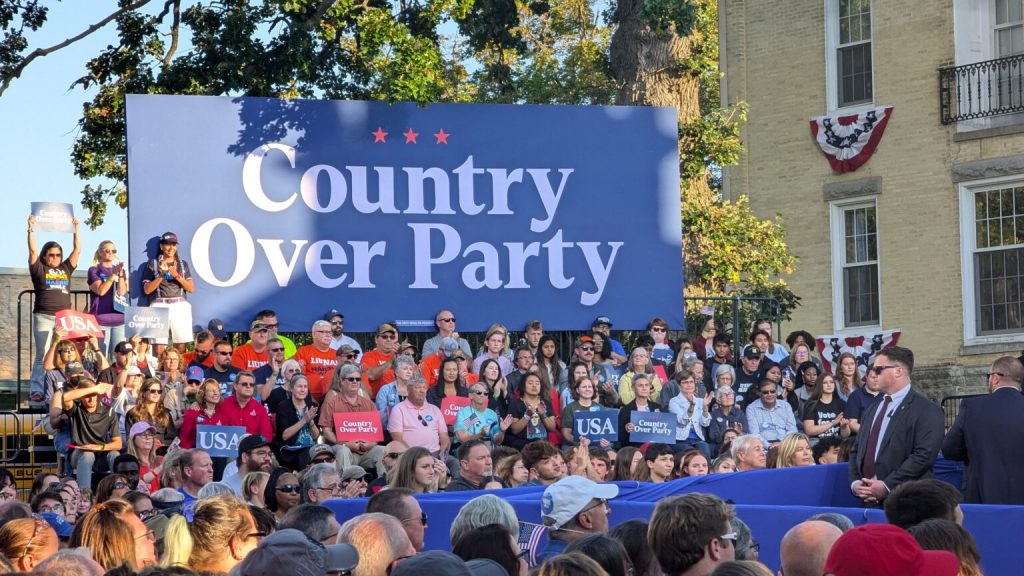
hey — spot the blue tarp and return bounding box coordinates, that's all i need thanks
[325,463,1020,576]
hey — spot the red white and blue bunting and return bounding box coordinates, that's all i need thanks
[815,328,902,377]
[809,105,894,173]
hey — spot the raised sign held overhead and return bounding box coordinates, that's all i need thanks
[125,95,683,332]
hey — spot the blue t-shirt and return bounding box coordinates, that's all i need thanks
[453,406,500,440]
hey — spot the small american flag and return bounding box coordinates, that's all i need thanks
[518,521,547,568]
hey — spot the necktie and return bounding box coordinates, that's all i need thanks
[862,395,892,479]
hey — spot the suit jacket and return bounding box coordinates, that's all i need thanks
[848,387,944,492]
[942,387,1024,504]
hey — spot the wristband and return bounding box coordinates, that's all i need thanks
[99,443,105,451]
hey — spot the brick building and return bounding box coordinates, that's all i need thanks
[720,0,1024,397]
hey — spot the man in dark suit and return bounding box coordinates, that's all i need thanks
[942,356,1024,504]
[848,346,944,505]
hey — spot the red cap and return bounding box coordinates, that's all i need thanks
[823,524,960,576]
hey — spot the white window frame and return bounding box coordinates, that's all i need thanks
[824,0,875,113]
[959,174,1024,345]
[829,197,882,333]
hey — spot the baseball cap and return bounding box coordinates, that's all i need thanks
[325,542,360,573]
[465,559,509,576]
[249,320,269,332]
[125,365,143,377]
[186,365,205,382]
[234,528,328,576]
[309,444,334,459]
[592,316,613,327]
[114,341,134,355]
[377,322,398,335]
[341,465,371,482]
[574,335,593,348]
[64,361,86,376]
[743,346,763,359]
[323,309,344,322]
[337,344,356,356]
[541,475,619,530]
[159,231,178,244]
[439,336,459,357]
[389,551,473,576]
[207,318,227,339]
[39,512,74,539]
[238,434,271,454]
[823,524,959,576]
[129,421,157,439]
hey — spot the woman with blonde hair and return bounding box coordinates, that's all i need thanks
[69,498,157,571]
[618,347,662,405]
[775,433,815,468]
[472,323,513,376]
[242,471,270,508]
[160,514,191,568]
[127,422,164,492]
[0,516,59,571]
[187,494,261,575]
[87,239,127,359]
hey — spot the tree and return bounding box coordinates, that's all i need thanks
[1,0,798,321]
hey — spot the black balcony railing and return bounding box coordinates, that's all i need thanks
[939,54,1024,124]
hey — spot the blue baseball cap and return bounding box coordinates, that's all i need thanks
[187,365,205,382]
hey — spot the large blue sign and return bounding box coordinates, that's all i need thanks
[125,95,683,332]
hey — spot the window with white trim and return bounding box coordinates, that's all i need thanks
[965,183,1024,336]
[825,0,874,111]
[830,199,880,330]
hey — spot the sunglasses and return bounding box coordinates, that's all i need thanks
[378,333,397,340]
[470,389,488,395]
[438,317,456,322]
[312,456,336,464]
[113,482,129,490]
[417,414,430,427]
[871,365,897,375]
[102,248,118,254]
[579,346,594,352]
[216,350,233,356]
[237,381,255,388]
[651,326,667,332]
[276,484,302,494]
[331,320,344,325]
[268,347,284,353]
[341,353,357,359]
[343,377,362,382]
[138,508,159,520]
[147,388,162,394]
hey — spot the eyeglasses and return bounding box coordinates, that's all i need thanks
[134,528,156,543]
[113,482,129,490]
[343,377,362,382]
[870,365,897,375]
[20,517,45,558]
[247,531,268,543]
[438,317,456,323]
[470,389,488,395]
[138,508,159,520]
[38,503,65,515]
[401,512,428,526]
[580,498,610,514]
[759,389,777,395]
[276,484,301,493]
[579,346,594,352]
[147,388,162,394]
[268,347,284,353]
[317,484,344,495]
[749,541,760,553]
[58,348,76,354]
[216,350,233,356]
[236,381,256,388]
[378,333,397,340]
[718,531,738,544]
[45,252,62,258]
[263,322,279,329]
[137,432,155,440]
[312,456,336,464]
[986,372,1005,378]
[651,326,666,332]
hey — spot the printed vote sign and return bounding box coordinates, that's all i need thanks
[334,411,384,442]
[629,411,677,444]
[197,425,247,457]
[572,410,618,442]
[55,310,104,340]
[125,306,170,339]
[441,396,471,426]
[31,202,75,233]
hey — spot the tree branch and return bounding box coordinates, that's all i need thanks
[162,0,181,65]
[0,0,154,96]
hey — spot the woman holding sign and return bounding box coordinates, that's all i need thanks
[560,378,607,445]
[27,213,81,404]
[141,231,195,356]
[88,240,127,359]
[179,379,224,449]
[618,374,663,448]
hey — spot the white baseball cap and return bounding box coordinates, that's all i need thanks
[541,475,619,530]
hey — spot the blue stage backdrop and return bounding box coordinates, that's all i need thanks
[124,95,684,333]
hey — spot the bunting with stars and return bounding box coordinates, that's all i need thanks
[809,105,894,173]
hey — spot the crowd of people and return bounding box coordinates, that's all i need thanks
[15,224,1011,575]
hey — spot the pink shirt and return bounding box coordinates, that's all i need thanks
[387,400,445,452]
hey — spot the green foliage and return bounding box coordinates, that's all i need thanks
[640,0,696,35]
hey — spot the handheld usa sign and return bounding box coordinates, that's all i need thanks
[124,306,170,339]
[441,396,471,426]
[334,411,384,442]
[125,95,683,332]
[197,425,247,457]
[629,411,677,444]
[572,410,619,442]
[55,310,105,340]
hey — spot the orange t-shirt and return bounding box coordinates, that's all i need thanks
[420,355,442,386]
[231,343,268,371]
[360,349,395,398]
[293,344,338,403]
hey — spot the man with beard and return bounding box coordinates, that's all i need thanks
[325,310,362,361]
[222,434,274,497]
